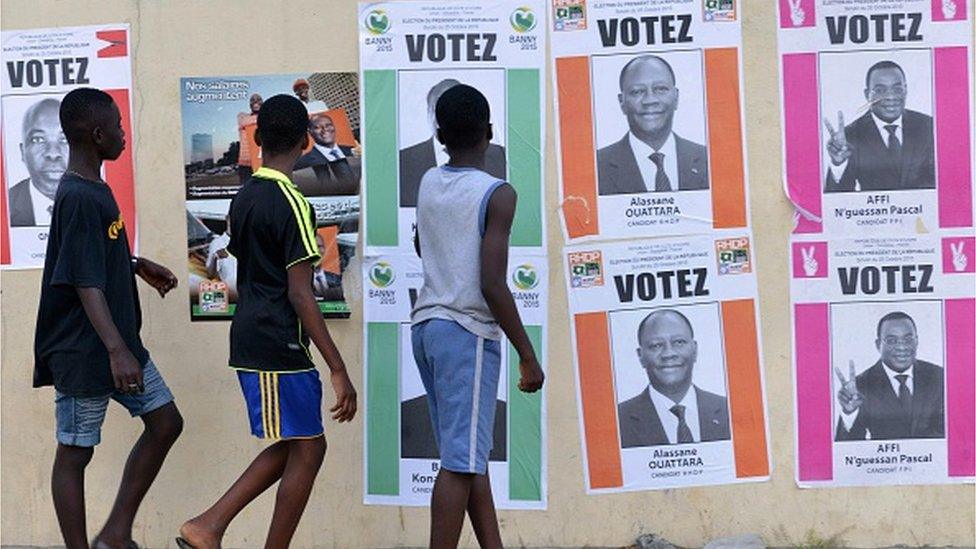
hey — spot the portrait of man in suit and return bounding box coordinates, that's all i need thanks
[7,98,67,227]
[618,309,730,448]
[293,113,360,195]
[834,311,944,441]
[597,55,709,196]
[823,60,935,193]
[400,394,507,461]
[398,78,506,207]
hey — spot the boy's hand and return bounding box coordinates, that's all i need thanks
[517,357,545,393]
[329,369,358,422]
[109,347,143,394]
[135,257,178,297]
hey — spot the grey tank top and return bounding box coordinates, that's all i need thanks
[411,165,505,340]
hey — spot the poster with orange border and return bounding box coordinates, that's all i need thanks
[564,232,770,492]
[1,24,136,269]
[551,0,749,242]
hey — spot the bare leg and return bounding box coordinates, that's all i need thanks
[95,403,183,547]
[264,437,327,549]
[466,472,502,549]
[430,469,475,549]
[179,440,291,548]
[52,444,95,549]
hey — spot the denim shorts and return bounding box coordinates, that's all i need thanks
[411,319,501,474]
[54,359,175,447]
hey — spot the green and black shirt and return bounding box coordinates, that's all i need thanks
[228,167,321,372]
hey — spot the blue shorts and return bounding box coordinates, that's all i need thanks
[55,359,174,447]
[411,319,501,474]
[237,369,323,440]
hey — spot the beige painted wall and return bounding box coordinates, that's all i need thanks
[1,1,973,547]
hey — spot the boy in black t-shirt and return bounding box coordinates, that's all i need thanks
[178,95,357,549]
[34,88,183,549]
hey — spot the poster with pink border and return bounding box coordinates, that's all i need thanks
[790,232,975,487]
[777,0,974,236]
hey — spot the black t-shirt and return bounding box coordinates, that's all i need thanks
[228,167,321,372]
[33,174,149,397]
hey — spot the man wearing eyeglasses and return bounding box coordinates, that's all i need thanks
[823,60,935,193]
[618,309,730,448]
[834,311,945,441]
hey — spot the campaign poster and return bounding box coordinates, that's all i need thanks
[564,233,770,493]
[362,253,547,509]
[777,0,974,235]
[791,233,975,487]
[358,0,546,256]
[552,0,750,242]
[180,73,360,320]
[1,24,135,269]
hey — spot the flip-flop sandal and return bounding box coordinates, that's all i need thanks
[175,537,196,549]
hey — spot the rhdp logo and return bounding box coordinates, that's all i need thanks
[369,261,395,288]
[568,250,604,288]
[512,264,539,290]
[364,9,391,35]
[715,237,751,275]
[510,7,537,33]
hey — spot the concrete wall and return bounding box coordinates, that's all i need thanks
[1,1,973,547]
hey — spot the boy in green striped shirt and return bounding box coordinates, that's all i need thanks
[178,95,356,549]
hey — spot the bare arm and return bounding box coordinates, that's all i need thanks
[77,287,142,393]
[287,261,357,421]
[480,185,544,393]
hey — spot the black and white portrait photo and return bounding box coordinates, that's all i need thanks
[3,95,68,227]
[397,70,507,208]
[593,51,710,196]
[830,302,945,442]
[820,50,935,193]
[612,305,730,448]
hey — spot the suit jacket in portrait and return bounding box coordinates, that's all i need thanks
[824,109,935,193]
[597,133,709,196]
[293,145,359,195]
[835,359,944,441]
[8,178,36,227]
[618,386,730,448]
[400,394,507,461]
[398,138,507,207]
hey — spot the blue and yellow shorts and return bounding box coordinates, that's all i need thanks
[237,369,324,440]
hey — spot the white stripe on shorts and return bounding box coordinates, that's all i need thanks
[469,336,484,471]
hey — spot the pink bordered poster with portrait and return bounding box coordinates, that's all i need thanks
[790,232,975,487]
[777,0,974,236]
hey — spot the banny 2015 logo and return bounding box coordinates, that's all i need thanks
[512,263,539,290]
[369,261,395,288]
[364,9,391,35]
[510,6,537,33]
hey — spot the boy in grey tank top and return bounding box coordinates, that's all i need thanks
[411,84,544,549]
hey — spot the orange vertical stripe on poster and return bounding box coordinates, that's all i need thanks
[316,226,340,274]
[0,131,10,264]
[705,48,747,229]
[721,299,769,478]
[575,312,623,489]
[556,57,599,239]
[103,89,137,252]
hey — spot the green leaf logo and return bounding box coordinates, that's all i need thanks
[510,7,537,33]
[512,264,539,290]
[364,9,391,35]
[369,261,395,288]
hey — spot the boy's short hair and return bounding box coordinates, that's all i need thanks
[435,84,490,151]
[257,95,309,155]
[59,88,116,144]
